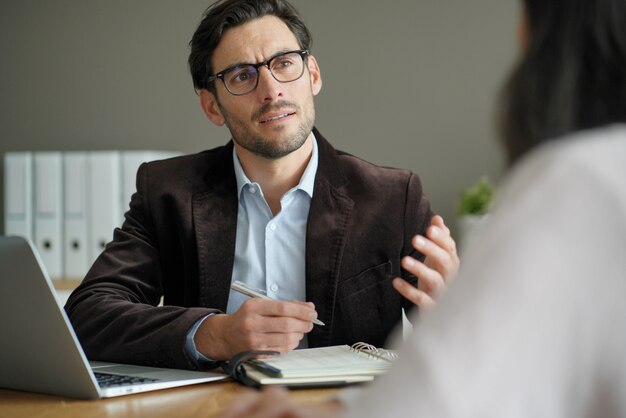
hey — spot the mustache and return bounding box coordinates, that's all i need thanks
[252,101,299,122]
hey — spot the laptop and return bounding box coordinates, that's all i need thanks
[0,235,227,399]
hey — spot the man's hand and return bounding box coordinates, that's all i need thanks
[194,298,319,360]
[220,386,343,418]
[393,215,460,310]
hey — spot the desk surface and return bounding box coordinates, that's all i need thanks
[0,380,339,418]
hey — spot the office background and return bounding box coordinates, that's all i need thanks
[0,0,518,237]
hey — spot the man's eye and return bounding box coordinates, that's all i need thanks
[273,58,294,69]
[229,68,255,84]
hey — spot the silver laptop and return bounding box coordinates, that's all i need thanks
[0,235,227,399]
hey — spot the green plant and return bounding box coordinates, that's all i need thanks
[456,177,495,216]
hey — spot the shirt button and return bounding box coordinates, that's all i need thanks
[248,187,256,194]
[269,223,277,231]
[270,283,278,292]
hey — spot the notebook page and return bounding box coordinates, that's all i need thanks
[256,345,392,378]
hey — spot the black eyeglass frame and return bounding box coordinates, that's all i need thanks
[206,49,310,96]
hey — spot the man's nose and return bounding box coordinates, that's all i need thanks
[255,66,283,102]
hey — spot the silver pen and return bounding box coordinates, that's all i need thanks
[231,280,325,326]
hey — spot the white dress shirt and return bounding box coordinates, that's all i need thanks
[227,135,318,314]
[186,135,318,364]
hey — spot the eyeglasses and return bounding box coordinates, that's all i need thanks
[207,49,309,96]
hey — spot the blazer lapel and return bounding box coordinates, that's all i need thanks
[306,130,354,346]
[193,144,238,311]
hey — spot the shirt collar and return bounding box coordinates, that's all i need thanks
[232,133,319,199]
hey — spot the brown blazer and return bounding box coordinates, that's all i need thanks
[65,129,432,370]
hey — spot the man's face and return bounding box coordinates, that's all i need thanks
[201,15,322,160]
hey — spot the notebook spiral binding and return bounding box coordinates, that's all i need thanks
[350,342,398,362]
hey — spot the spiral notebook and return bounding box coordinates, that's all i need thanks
[225,343,397,388]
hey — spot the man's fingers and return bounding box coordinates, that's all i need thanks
[413,234,448,261]
[428,216,458,260]
[402,256,445,295]
[254,332,305,353]
[426,224,457,255]
[238,328,305,352]
[413,234,457,279]
[238,301,314,334]
[244,298,319,323]
[253,315,314,334]
[392,278,435,309]
[291,300,316,309]
[397,214,461,310]
[430,214,449,233]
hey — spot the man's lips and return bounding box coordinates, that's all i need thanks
[258,111,296,124]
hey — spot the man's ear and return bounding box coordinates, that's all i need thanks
[199,89,226,126]
[306,55,322,96]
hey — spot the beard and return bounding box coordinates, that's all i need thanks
[218,99,315,160]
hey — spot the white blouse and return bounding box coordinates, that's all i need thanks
[343,125,626,418]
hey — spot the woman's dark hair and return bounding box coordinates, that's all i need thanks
[500,0,626,165]
[188,0,312,94]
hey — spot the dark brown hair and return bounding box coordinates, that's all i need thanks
[499,0,626,165]
[188,0,312,94]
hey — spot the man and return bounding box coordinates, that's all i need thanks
[65,0,458,370]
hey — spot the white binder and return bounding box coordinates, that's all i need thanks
[33,152,63,279]
[62,152,89,279]
[4,152,33,240]
[121,151,181,216]
[87,151,121,264]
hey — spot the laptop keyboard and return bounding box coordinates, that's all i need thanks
[94,372,160,387]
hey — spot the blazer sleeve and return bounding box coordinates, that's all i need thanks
[64,163,219,370]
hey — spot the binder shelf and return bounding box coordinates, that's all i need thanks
[3,150,181,282]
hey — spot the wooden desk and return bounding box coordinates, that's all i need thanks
[0,380,339,418]
[52,279,83,291]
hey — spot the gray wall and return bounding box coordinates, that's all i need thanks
[0,0,518,236]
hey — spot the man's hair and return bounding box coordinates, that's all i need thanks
[188,0,312,94]
[499,0,626,164]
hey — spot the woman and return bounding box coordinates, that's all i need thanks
[221,0,626,416]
